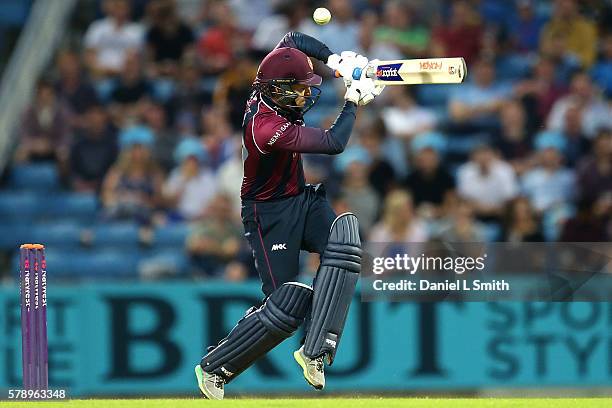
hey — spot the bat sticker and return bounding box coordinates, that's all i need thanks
[375,63,403,81]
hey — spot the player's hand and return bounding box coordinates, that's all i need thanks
[327,51,368,86]
[344,60,385,106]
[359,59,385,105]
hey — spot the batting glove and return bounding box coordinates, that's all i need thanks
[344,59,385,106]
[327,51,368,87]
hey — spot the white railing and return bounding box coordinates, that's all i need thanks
[0,0,77,172]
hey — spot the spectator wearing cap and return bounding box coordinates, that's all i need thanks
[521,131,575,213]
[69,105,118,192]
[163,138,217,221]
[576,129,612,203]
[336,146,379,232]
[102,126,164,224]
[381,86,437,139]
[84,0,144,77]
[369,190,429,243]
[448,58,512,129]
[402,131,455,218]
[457,144,519,222]
[15,80,72,165]
[540,0,597,68]
[547,71,612,139]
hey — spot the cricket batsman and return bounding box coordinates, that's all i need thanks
[194,31,384,399]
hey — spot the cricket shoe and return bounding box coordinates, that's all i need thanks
[194,364,225,400]
[293,346,325,390]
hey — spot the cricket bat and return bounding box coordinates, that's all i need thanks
[335,57,467,85]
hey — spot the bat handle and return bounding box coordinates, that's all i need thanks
[334,66,374,80]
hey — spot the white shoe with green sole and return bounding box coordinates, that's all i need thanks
[194,364,225,400]
[293,346,325,390]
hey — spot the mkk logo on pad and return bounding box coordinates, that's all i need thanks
[271,243,287,251]
[375,63,403,81]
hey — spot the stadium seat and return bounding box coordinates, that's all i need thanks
[29,222,83,247]
[20,248,141,279]
[91,222,141,247]
[8,163,59,191]
[46,193,98,219]
[0,192,39,217]
[153,223,190,247]
[0,223,31,249]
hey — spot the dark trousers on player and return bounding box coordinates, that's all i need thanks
[241,184,336,297]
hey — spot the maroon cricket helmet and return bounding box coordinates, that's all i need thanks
[255,47,322,86]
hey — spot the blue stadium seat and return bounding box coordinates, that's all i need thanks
[24,248,140,279]
[30,222,83,247]
[0,223,32,249]
[153,223,190,247]
[9,163,59,191]
[87,250,140,278]
[0,192,39,217]
[91,222,141,247]
[46,193,98,219]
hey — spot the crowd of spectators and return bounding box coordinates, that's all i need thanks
[7,0,612,280]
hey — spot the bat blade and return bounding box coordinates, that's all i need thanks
[369,57,467,85]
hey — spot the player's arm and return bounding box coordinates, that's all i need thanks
[275,31,333,63]
[275,32,359,78]
[257,101,357,155]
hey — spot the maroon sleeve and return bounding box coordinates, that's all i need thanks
[253,102,357,155]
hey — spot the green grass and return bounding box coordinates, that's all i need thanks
[2,398,612,408]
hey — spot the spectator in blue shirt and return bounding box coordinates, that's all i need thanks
[521,131,576,213]
[449,57,512,128]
